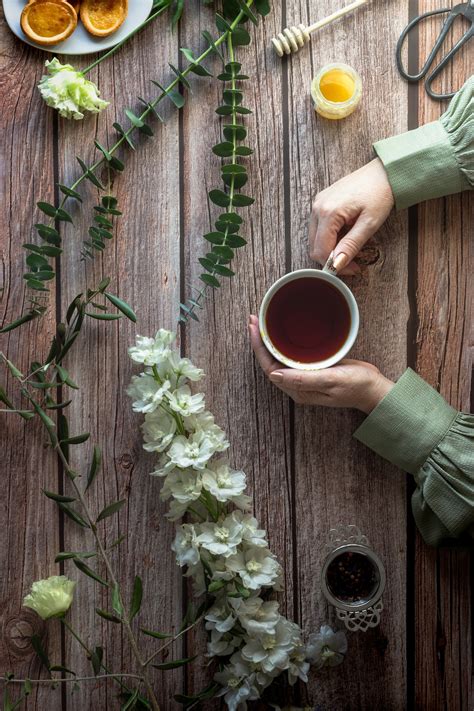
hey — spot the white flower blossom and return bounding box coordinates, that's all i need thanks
[306,625,348,669]
[166,352,204,382]
[214,654,260,711]
[233,511,268,547]
[168,431,216,470]
[205,603,236,633]
[38,58,109,120]
[127,373,170,414]
[184,411,229,452]
[242,617,297,674]
[141,410,176,452]
[230,596,280,636]
[165,499,190,521]
[201,462,246,502]
[226,546,282,590]
[207,628,241,657]
[128,330,175,366]
[23,576,76,620]
[161,469,202,504]
[196,513,243,557]
[166,385,205,417]
[288,642,311,684]
[171,524,200,567]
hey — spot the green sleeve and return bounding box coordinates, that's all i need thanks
[354,369,474,546]
[373,75,474,210]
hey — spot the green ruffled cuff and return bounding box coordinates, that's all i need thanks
[353,368,457,475]
[354,369,474,547]
[373,75,474,210]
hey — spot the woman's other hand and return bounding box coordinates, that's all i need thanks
[309,158,394,275]
[249,315,393,414]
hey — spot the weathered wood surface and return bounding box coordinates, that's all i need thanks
[414,2,473,709]
[1,1,472,710]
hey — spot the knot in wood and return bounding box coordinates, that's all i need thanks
[358,243,382,267]
[3,610,45,658]
[119,452,133,469]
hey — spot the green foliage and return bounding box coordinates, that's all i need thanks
[179,44,254,323]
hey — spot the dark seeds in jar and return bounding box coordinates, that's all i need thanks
[326,551,378,603]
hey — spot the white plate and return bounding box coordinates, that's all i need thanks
[3,0,153,55]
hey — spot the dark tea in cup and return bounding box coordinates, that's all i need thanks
[259,269,359,370]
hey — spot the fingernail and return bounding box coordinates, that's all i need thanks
[269,371,283,383]
[333,252,348,271]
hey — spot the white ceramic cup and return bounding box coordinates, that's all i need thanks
[259,268,359,370]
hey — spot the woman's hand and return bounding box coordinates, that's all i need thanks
[309,158,394,275]
[248,315,394,414]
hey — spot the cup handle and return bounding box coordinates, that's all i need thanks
[322,250,339,276]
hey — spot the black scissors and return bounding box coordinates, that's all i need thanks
[396,0,474,100]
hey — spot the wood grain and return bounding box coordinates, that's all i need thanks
[0,13,63,709]
[54,16,184,708]
[180,3,295,701]
[414,2,473,708]
[285,0,410,707]
[1,0,472,709]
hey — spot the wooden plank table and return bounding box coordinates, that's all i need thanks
[1,0,472,708]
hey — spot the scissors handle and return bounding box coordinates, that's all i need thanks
[425,25,474,99]
[396,7,453,82]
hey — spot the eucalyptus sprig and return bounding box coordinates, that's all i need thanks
[179,28,258,323]
[1,1,260,336]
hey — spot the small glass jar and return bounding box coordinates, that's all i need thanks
[321,525,385,632]
[311,63,362,120]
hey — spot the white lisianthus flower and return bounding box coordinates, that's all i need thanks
[306,625,348,669]
[127,373,170,414]
[161,469,202,504]
[38,58,109,120]
[166,385,205,417]
[207,556,235,583]
[201,462,246,502]
[241,617,296,674]
[128,329,175,366]
[230,596,280,636]
[141,410,176,452]
[184,411,229,452]
[226,546,282,590]
[196,514,243,557]
[23,575,76,620]
[171,524,200,567]
[168,431,216,470]
[233,511,268,547]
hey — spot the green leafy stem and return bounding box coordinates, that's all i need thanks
[1,0,263,335]
[179,30,254,323]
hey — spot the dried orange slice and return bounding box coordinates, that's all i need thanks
[80,0,128,37]
[21,0,77,46]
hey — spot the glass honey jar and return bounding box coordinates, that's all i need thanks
[311,63,362,120]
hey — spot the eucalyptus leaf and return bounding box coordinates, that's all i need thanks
[73,558,108,586]
[112,584,124,617]
[59,184,83,202]
[43,490,76,503]
[140,628,172,639]
[86,445,101,491]
[104,292,137,322]
[200,273,220,288]
[152,656,197,671]
[209,189,230,207]
[129,576,143,621]
[61,433,90,445]
[58,503,90,528]
[90,646,103,676]
[232,193,254,207]
[95,608,122,624]
[96,499,126,522]
[86,312,122,321]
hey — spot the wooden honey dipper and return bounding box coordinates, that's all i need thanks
[271,0,368,57]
